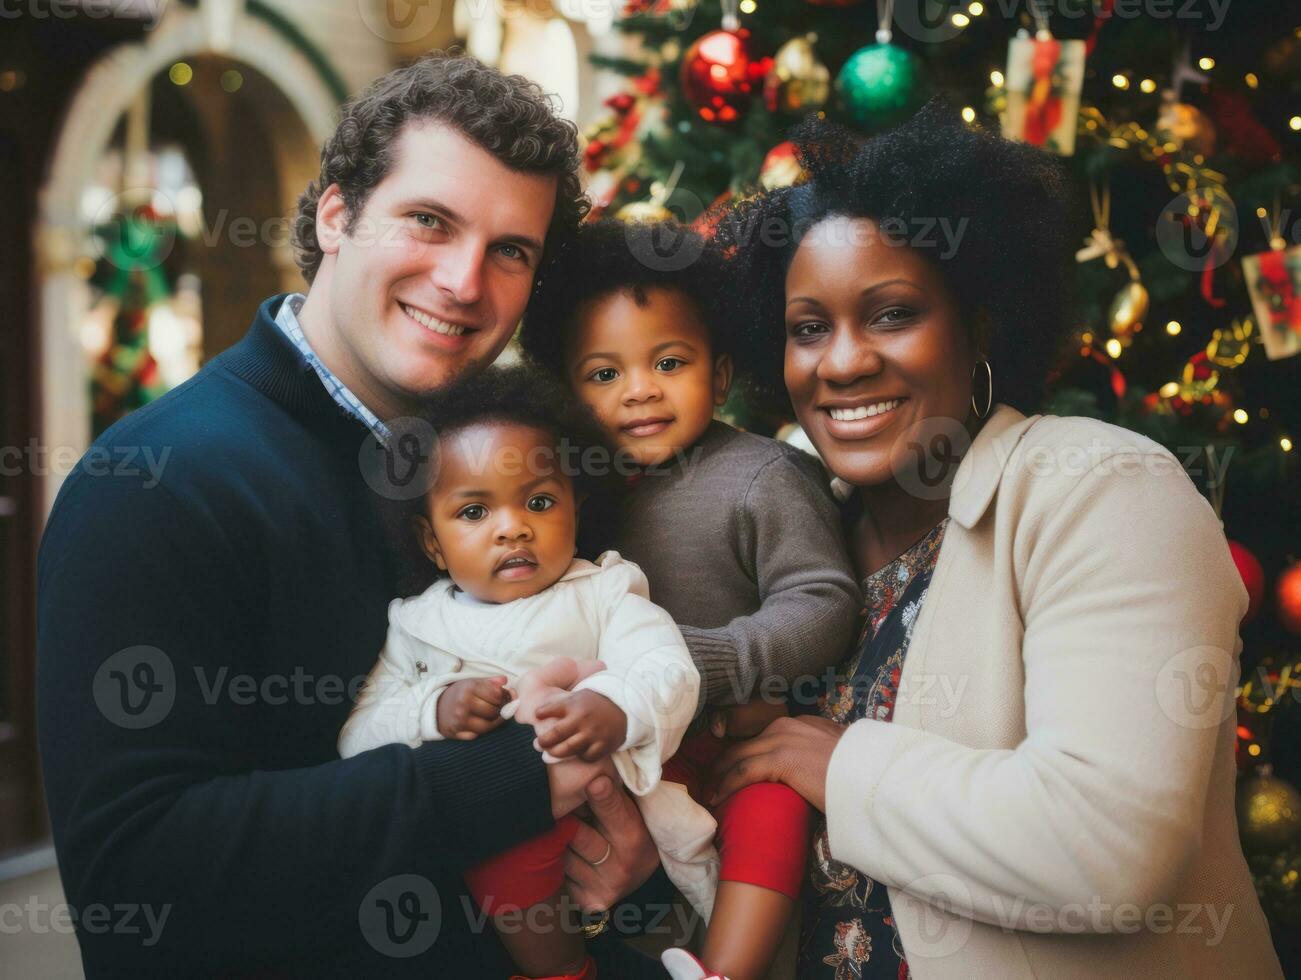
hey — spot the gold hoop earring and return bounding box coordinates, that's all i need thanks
[972,360,993,420]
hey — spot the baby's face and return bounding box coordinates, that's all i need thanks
[565,286,731,468]
[417,421,578,604]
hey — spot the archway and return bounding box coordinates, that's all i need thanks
[35,2,339,513]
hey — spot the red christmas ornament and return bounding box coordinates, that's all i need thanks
[1277,563,1301,636]
[680,29,771,124]
[605,92,635,115]
[1229,541,1265,624]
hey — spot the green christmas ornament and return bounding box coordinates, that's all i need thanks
[835,42,925,130]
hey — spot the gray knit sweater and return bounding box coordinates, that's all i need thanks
[608,421,860,709]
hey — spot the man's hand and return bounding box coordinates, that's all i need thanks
[535,690,628,762]
[435,676,509,740]
[547,755,619,819]
[564,775,660,913]
[709,697,790,739]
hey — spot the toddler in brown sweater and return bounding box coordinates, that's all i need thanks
[520,219,858,980]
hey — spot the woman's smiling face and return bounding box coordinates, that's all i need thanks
[783,215,976,489]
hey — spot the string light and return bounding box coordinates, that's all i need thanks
[1166,320,1182,336]
[1160,381,1180,398]
[1112,74,1129,89]
[961,106,977,123]
[990,69,1004,86]
[952,11,970,27]
[1140,78,1157,93]
[1249,744,1262,757]
[169,62,193,86]
[220,70,243,93]
[1198,56,1215,70]
[1283,437,1295,453]
[1105,338,1123,358]
[1245,73,1258,88]
[739,0,757,11]
[1234,409,1249,425]
[969,1,984,13]
[1290,116,1301,131]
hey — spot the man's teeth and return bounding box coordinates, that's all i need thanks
[828,399,903,422]
[402,303,467,337]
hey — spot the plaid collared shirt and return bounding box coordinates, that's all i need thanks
[274,293,391,445]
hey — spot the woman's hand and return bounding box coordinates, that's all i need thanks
[710,714,846,813]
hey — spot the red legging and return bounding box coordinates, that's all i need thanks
[464,732,811,915]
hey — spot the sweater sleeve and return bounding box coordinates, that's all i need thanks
[575,557,699,795]
[36,471,553,972]
[823,455,1244,932]
[679,452,860,707]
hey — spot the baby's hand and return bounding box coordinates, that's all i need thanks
[512,658,606,726]
[436,676,510,740]
[534,690,628,763]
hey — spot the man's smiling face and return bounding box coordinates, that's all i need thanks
[312,121,558,417]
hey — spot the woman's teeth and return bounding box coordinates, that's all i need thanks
[827,399,903,421]
[401,303,467,337]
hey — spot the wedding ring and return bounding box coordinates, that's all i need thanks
[590,842,613,867]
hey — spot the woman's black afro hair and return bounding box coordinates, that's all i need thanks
[518,217,734,379]
[719,97,1074,415]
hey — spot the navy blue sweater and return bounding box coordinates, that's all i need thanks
[36,296,556,977]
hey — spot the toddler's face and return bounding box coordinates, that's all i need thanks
[565,286,731,468]
[416,421,578,604]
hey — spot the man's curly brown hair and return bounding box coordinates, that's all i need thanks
[292,52,590,283]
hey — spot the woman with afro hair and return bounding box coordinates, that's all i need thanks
[705,99,1281,980]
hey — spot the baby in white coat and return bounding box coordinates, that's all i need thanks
[338,365,717,980]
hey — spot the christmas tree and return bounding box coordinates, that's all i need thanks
[582,0,1301,953]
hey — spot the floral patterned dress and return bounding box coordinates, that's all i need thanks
[798,519,948,980]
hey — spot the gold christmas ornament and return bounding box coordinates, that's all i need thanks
[1206,317,1254,368]
[1156,100,1217,157]
[764,34,830,114]
[1238,773,1301,855]
[1258,846,1301,928]
[1108,279,1149,343]
[615,200,674,223]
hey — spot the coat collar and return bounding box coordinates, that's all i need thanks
[947,405,1041,530]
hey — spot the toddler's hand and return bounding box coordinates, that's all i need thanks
[535,690,628,762]
[512,657,606,726]
[436,676,510,740]
[709,697,789,739]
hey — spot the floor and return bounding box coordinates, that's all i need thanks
[0,849,85,979]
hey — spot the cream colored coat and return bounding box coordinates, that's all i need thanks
[824,407,1282,979]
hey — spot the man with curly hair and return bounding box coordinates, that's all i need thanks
[37,54,665,978]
